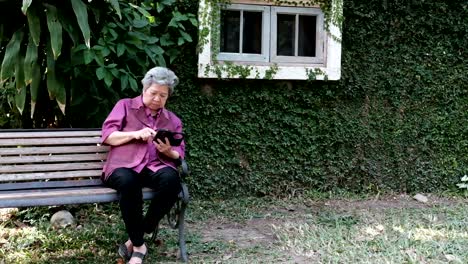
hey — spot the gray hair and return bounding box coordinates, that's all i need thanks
[141,67,179,95]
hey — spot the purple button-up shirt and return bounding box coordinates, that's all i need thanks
[100,96,185,181]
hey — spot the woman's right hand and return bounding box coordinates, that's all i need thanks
[134,127,157,141]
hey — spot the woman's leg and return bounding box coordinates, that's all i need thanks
[105,168,145,247]
[142,166,181,234]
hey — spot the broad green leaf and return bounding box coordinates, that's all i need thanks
[1,29,24,82]
[180,30,192,42]
[15,54,26,114]
[15,84,27,115]
[108,0,121,20]
[26,7,41,46]
[104,71,113,87]
[156,55,166,67]
[128,31,149,41]
[30,62,41,118]
[71,0,91,48]
[160,34,174,46]
[110,68,119,77]
[128,76,138,91]
[189,18,198,27]
[120,74,128,91]
[128,3,151,18]
[15,55,25,92]
[161,0,176,5]
[147,44,164,55]
[96,67,106,80]
[46,40,66,113]
[24,37,38,85]
[117,43,125,57]
[83,49,93,64]
[147,36,158,44]
[156,3,164,13]
[58,11,80,46]
[93,51,105,66]
[177,37,184,46]
[45,4,63,60]
[133,19,148,28]
[21,0,33,15]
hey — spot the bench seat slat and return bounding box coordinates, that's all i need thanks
[0,137,101,146]
[0,188,156,208]
[0,170,102,182]
[0,187,155,200]
[0,162,104,173]
[0,153,108,164]
[0,145,109,155]
[0,130,101,139]
[0,179,104,191]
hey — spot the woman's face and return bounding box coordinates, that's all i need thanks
[142,83,169,112]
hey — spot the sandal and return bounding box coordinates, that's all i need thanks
[127,251,147,264]
[118,243,131,261]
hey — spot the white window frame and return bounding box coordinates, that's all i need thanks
[270,6,325,64]
[197,0,343,80]
[216,4,270,63]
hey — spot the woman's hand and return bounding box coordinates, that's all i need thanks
[134,127,157,141]
[154,137,180,159]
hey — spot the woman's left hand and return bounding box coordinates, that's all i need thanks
[154,137,172,154]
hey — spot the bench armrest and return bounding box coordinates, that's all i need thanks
[177,158,190,180]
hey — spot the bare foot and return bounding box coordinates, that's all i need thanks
[124,239,133,255]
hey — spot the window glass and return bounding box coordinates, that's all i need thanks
[220,10,240,53]
[277,14,295,56]
[298,15,317,57]
[242,11,262,54]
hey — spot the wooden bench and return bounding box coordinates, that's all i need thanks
[0,129,189,262]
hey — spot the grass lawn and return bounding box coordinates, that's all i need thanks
[0,193,466,263]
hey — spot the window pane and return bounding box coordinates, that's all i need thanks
[277,14,295,56]
[242,11,262,54]
[298,15,317,57]
[221,10,240,53]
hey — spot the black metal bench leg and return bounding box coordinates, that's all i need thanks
[150,224,159,242]
[178,201,188,262]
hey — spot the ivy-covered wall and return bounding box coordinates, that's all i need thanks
[172,0,467,198]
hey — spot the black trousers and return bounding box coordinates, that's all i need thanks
[105,166,181,247]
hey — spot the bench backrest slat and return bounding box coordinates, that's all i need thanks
[0,153,107,164]
[0,145,109,155]
[0,170,102,182]
[0,130,101,138]
[0,137,100,146]
[0,162,104,174]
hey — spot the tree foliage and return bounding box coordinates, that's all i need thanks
[0,0,197,128]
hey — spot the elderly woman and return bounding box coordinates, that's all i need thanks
[101,67,184,264]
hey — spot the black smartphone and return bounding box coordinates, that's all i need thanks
[154,129,185,146]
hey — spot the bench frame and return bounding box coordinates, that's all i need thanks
[0,128,189,262]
